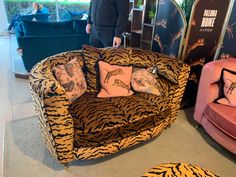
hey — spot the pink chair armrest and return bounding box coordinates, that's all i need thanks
[194,58,236,123]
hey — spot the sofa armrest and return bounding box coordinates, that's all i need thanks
[169,63,191,123]
[194,58,236,123]
[29,64,75,164]
[18,34,89,71]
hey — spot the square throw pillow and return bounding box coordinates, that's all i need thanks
[130,48,183,84]
[97,61,133,97]
[53,58,87,102]
[82,45,103,92]
[131,67,161,96]
[217,68,236,107]
[82,45,132,92]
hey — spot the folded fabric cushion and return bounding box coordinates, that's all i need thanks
[97,60,133,97]
[217,68,236,107]
[53,58,87,102]
[131,67,161,96]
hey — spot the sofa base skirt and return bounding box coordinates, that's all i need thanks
[201,116,236,155]
[72,119,170,160]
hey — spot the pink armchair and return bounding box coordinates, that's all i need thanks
[194,58,236,154]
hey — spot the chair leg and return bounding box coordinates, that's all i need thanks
[63,163,69,170]
[195,123,200,129]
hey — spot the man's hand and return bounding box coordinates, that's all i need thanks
[86,24,91,34]
[113,37,122,47]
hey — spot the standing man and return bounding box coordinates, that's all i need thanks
[86,0,129,48]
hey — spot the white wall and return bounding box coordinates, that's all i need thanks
[0,0,8,32]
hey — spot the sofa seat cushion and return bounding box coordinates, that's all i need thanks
[203,103,236,139]
[69,92,170,146]
[74,108,170,147]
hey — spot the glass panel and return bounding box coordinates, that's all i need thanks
[57,0,90,21]
[4,0,57,22]
[4,0,90,23]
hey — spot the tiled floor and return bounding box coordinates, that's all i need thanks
[0,35,35,177]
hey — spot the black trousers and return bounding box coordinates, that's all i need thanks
[90,26,115,48]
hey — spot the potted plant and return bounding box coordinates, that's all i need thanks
[137,0,143,10]
[180,0,195,22]
[148,5,156,24]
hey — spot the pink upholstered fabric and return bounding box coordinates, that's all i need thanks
[194,59,236,123]
[203,103,236,139]
[194,58,236,154]
[97,61,133,97]
[131,68,161,96]
[53,58,87,102]
[201,115,236,154]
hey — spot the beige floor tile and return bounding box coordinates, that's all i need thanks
[0,76,12,100]
[0,99,12,117]
[0,35,12,177]
[12,78,32,105]
[0,120,6,176]
[12,102,35,120]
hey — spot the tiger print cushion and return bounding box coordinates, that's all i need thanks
[100,46,132,65]
[81,45,102,92]
[53,58,87,102]
[131,68,161,96]
[82,45,132,92]
[130,48,183,84]
[30,51,84,98]
[69,92,169,147]
[142,162,218,177]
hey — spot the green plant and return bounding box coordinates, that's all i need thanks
[137,0,142,8]
[148,6,156,19]
[180,0,195,22]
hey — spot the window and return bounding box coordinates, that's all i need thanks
[4,0,90,22]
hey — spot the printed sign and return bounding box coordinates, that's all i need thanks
[217,1,236,59]
[152,0,186,58]
[182,0,230,106]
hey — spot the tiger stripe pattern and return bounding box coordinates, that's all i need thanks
[29,47,190,164]
[69,92,170,147]
[168,64,190,124]
[82,45,131,92]
[29,51,84,164]
[130,48,184,84]
[142,162,218,177]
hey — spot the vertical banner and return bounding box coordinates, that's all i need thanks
[152,0,187,58]
[217,1,236,59]
[182,0,231,106]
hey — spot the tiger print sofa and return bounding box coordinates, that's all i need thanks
[29,46,190,165]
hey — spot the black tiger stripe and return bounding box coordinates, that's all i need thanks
[142,163,218,177]
[29,47,190,164]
